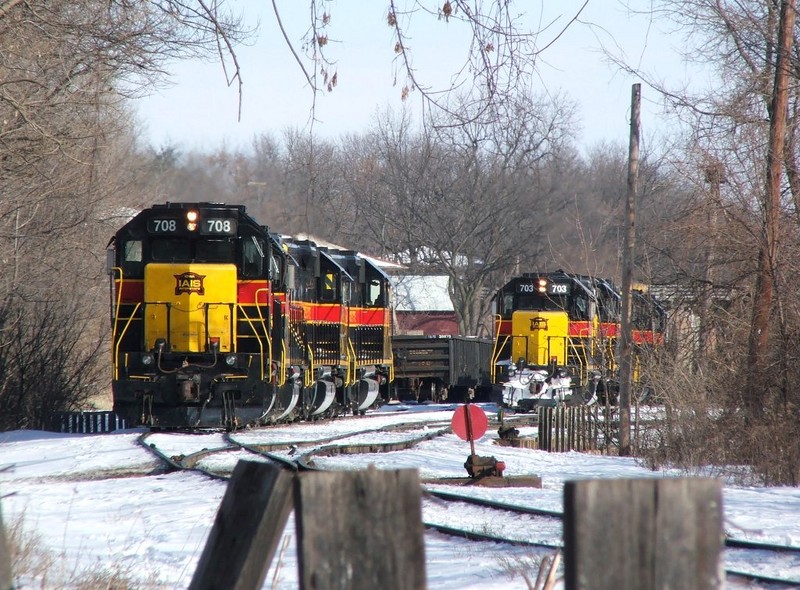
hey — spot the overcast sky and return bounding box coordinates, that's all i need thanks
[134,1,703,152]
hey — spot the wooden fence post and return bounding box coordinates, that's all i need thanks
[564,478,723,589]
[188,460,294,590]
[294,468,426,590]
[0,506,13,590]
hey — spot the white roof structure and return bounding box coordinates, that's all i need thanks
[391,275,454,312]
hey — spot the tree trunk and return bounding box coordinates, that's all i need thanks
[745,0,796,414]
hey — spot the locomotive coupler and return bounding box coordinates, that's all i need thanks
[464,454,506,478]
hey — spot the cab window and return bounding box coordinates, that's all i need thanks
[502,293,513,318]
[367,279,384,306]
[241,237,265,278]
[572,294,589,321]
[196,240,234,262]
[121,240,143,277]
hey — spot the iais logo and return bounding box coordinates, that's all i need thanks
[174,272,206,296]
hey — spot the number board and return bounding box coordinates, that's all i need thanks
[515,282,539,294]
[547,282,571,295]
[515,280,571,295]
[147,218,180,234]
[146,217,238,235]
[200,218,237,235]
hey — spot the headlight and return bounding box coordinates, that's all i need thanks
[186,210,198,232]
[225,354,237,367]
[141,353,154,366]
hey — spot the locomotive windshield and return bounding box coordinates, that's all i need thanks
[150,238,235,263]
[496,277,594,321]
[515,291,569,312]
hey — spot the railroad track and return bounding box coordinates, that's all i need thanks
[422,488,800,588]
[136,413,457,478]
[136,416,800,589]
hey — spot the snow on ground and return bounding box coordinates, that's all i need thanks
[0,404,799,588]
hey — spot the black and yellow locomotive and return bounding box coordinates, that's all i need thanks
[107,203,393,429]
[490,271,666,410]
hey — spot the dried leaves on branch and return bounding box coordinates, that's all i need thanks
[281,0,589,127]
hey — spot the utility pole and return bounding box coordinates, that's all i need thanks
[619,83,640,457]
[700,163,725,372]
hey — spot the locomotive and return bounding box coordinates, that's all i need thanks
[107,202,392,429]
[490,271,666,410]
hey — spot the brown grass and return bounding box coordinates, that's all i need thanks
[6,512,165,589]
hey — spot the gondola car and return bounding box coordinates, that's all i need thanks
[107,202,286,429]
[490,271,621,410]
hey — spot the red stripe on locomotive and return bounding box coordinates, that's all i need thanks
[601,322,619,338]
[349,307,388,326]
[237,280,271,304]
[568,321,592,337]
[304,303,344,323]
[114,279,143,303]
[494,318,512,335]
[633,331,665,345]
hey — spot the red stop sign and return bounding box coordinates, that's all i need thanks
[451,404,488,441]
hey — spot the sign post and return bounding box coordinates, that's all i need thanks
[451,403,504,478]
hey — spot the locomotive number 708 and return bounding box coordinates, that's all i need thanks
[204,219,233,233]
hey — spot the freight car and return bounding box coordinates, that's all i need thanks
[107,203,392,429]
[391,335,494,402]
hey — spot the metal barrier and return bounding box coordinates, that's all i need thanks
[50,411,127,434]
[537,405,599,452]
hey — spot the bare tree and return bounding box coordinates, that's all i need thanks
[338,93,576,335]
[275,1,590,129]
[606,0,800,483]
[0,0,252,425]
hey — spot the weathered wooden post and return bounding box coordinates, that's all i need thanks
[538,406,551,451]
[189,460,294,590]
[294,468,426,590]
[0,505,13,590]
[564,477,723,589]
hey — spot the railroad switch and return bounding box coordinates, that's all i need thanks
[497,425,519,440]
[464,454,506,478]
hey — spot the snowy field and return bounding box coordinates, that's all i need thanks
[1,403,800,588]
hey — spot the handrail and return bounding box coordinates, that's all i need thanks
[113,303,141,381]
[278,339,287,386]
[490,314,508,382]
[565,336,589,384]
[236,305,267,382]
[253,288,273,371]
[110,266,124,378]
[346,337,357,386]
[305,345,315,388]
[385,308,395,382]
